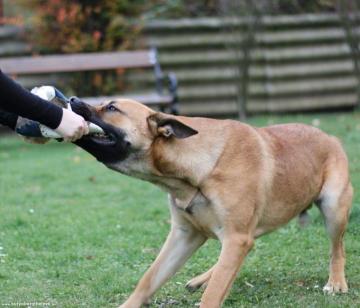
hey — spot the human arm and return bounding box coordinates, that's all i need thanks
[0,70,88,141]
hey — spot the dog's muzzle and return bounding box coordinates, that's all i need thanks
[70,98,131,164]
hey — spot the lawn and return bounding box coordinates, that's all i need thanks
[0,111,359,308]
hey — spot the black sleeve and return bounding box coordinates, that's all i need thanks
[0,70,63,129]
[0,109,18,130]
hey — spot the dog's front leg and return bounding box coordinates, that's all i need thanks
[200,233,254,308]
[119,226,206,308]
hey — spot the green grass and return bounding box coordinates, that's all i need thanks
[0,111,360,307]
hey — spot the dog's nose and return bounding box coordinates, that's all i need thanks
[69,96,94,121]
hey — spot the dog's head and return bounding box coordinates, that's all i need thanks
[73,99,198,168]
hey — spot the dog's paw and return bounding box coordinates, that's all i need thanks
[185,277,207,293]
[323,279,348,294]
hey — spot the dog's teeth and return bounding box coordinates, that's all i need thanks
[92,132,110,140]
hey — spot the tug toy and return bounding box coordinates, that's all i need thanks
[15,86,104,139]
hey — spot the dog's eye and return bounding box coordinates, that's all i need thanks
[106,104,117,112]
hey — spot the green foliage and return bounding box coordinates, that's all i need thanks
[16,0,155,96]
[0,111,360,307]
[19,0,148,53]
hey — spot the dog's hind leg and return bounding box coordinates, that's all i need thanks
[318,163,352,294]
[185,265,215,292]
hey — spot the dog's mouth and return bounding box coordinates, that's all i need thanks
[70,98,131,164]
[89,130,116,146]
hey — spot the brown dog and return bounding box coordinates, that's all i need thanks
[75,99,352,308]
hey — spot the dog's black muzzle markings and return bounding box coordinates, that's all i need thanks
[70,98,131,164]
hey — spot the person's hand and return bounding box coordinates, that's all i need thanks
[54,108,89,142]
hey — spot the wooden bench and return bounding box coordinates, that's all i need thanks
[0,48,179,114]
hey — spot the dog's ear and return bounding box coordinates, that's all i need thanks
[147,113,198,139]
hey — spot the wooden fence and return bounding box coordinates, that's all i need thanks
[139,14,360,116]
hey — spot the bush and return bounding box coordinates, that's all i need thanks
[17,1,154,96]
[19,0,150,53]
